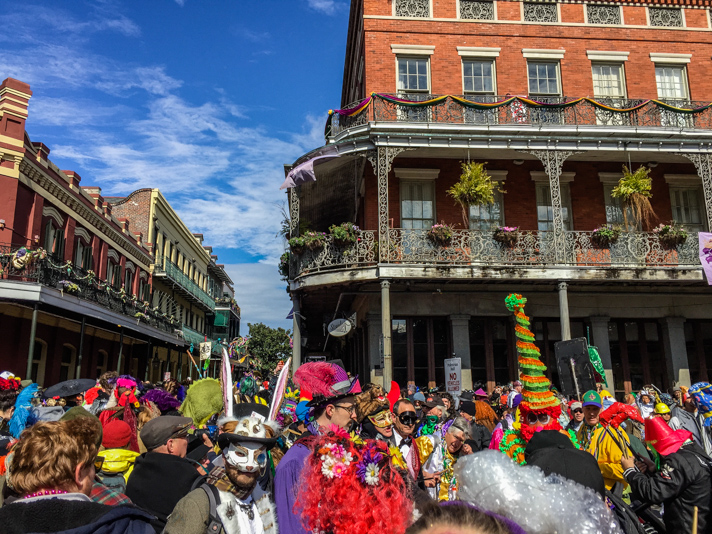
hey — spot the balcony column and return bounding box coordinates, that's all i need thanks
[367,313,383,387]
[557,281,571,341]
[660,317,691,387]
[590,316,615,389]
[289,186,300,238]
[679,152,712,230]
[450,315,472,390]
[291,295,302,374]
[380,280,392,386]
[526,150,581,261]
[368,147,412,262]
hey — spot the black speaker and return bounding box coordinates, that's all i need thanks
[555,338,597,399]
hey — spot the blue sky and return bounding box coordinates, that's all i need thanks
[0,0,350,330]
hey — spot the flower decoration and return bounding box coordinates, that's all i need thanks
[318,441,354,479]
[355,443,384,486]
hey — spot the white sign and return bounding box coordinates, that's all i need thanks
[444,357,462,396]
[327,318,352,337]
[199,341,212,361]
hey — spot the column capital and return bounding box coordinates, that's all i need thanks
[381,279,391,289]
[660,316,686,330]
[557,281,568,291]
[589,315,610,327]
[449,314,471,325]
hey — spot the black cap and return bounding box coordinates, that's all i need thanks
[527,447,606,498]
[140,415,192,451]
[525,430,575,457]
[459,401,477,417]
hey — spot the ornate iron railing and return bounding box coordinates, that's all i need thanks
[154,255,216,311]
[329,94,712,137]
[291,229,700,277]
[0,246,178,334]
[292,230,378,277]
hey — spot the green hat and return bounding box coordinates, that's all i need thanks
[582,390,602,408]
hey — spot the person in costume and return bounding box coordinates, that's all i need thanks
[294,431,412,534]
[496,294,578,465]
[415,416,469,501]
[576,389,631,492]
[622,416,712,534]
[355,385,396,442]
[391,398,421,481]
[164,403,280,534]
[273,361,360,534]
[0,376,21,438]
[688,381,712,455]
[42,378,96,410]
[653,400,672,423]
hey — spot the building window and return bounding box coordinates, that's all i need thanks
[536,183,572,231]
[59,344,76,383]
[469,190,504,230]
[31,339,48,387]
[96,349,108,378]
[528,62,561,97]
[44,221,64,260]
[107,261,121,288]
[523,2,558,22]
[602,183,637,230]
[655,65,689,100]
[460,0,494,20]
[463,60,495,94]
[392,317,450,387]
[670,186,705,232]
[587,4,621,25]
[397,57,429,93]
[592,63,626,99]
[74,239,93,270]
[394,0,430,17]
[401,181,435,229]
[649,7,683,27]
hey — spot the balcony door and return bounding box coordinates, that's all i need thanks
[392,317,450,388]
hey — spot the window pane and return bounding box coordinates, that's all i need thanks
[528,62,560,96]
[398,58,429,92]
[592,64,624,98]
[463,60,495,95]
[655,66,687,99]
[401,181,435,228]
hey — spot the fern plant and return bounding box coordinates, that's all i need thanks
[611,165,656,230]
[447,162,504,228]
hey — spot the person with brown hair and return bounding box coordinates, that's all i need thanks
[406,502,525,534]
[0,417,153,534]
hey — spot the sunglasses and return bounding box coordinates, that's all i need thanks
[572,409,583,414]
[398,411,417,425]
[526,413,551,426]
[94,456,105,471]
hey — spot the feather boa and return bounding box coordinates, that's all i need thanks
[9,384,38,438]
[142,388,181,413]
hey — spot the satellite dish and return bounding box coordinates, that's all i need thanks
[328,318,352,337]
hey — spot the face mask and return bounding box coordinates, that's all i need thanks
[224,442,267,473]
[368,411,393,429]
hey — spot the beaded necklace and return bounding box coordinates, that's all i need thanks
[23,489,69,499]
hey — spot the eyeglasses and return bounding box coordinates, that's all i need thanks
[398,411,417,425]
[334,404,355,415]
[526,413,551,426]
[94,456,105,471]
[572,409,583,414]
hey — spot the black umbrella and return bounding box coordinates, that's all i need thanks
[43,378,96,399]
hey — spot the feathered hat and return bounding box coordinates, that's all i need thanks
[293,362,361,407]
[505,294,559,414]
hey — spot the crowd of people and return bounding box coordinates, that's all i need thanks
[0,293,710,534]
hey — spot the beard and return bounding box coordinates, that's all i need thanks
[224,461,260,498]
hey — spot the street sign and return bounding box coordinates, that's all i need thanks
[327,318,352,337]
[444,357,462,396]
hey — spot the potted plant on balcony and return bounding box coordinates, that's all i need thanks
[329,222,359,247]
[288,236,306,255]
[279,252,291,281]
[447,161,504,228]
[653,222,688,249]
[611,165,656,230]
[303,231,327,251]
[493,226,520,247]
[591,224,622,249]
[426,223,454,247]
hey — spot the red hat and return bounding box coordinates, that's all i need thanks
[102,419,132,449]
[83,386,100,406]
[644,416,692,456]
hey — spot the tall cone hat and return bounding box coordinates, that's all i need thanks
[505,293,559,412]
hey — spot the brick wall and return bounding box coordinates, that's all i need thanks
[111,189,153,242]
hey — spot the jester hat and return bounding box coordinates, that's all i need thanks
[505,294,559,414]
[689,382,712,427]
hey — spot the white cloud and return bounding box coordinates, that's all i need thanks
[174,0,186,5]
[223,263,293,331]
[306,0,342,15]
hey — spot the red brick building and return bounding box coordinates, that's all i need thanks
[0,78,235,385]
[286,0,712,397]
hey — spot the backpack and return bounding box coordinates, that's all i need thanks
[199,483,223,534]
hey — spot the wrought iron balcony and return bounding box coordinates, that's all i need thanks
[291,229,700,278]
[154,255,215,312]
[0,246,177,334]
[328,93,712,137]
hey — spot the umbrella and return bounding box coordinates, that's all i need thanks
[43,378,96,399]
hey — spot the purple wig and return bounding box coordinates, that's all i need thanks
[141,388,181,413]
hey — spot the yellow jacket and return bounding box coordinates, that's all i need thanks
[97,449,139,482]
[577,424,630,491]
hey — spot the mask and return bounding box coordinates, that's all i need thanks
[224,442,268,473]
[368,410,393,429]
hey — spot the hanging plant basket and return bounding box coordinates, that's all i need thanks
[329,222,359,248]
[591,225,622,249]
[492,227,520,247]
[426,224,454,247]
[288,237,306,255]
[653,222,688,250]
[303,231,327,251]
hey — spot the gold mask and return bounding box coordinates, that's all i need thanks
[368,411,393,428]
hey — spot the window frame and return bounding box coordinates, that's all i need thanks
[531,172,575,231]
[462,58,497,95]
[591,62,627,100]
[526,61,562,97]
[399,178,437,230]
[396,56,431,95]
[654,63,690,101]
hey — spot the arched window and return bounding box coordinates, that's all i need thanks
[31,339,48,386]
[96,349,108,378]
[43,220,64,259]
[124,269,134,295]
[59,344,76,382]
[74,228,93,270]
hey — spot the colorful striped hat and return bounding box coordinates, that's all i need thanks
[505,293,559,412]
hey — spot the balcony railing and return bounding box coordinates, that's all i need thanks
[154,256,215,311]
[291,229,701,278]
[0,246,178,334]
[329,94,712,137]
